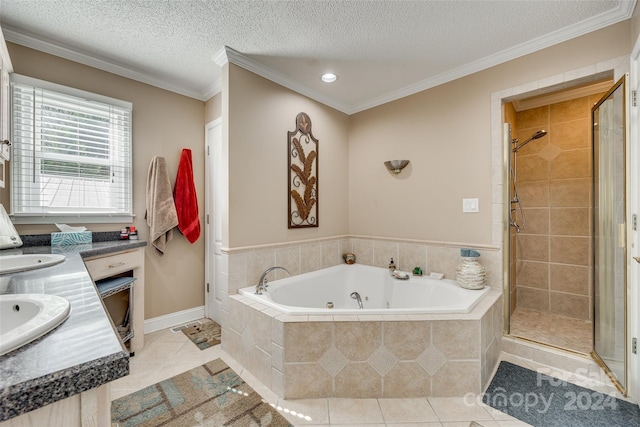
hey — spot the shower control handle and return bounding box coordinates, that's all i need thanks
[634,256,640,264]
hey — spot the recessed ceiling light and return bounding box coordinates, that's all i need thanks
[321,73,337,83]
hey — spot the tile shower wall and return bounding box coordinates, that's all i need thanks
[511,93,604,321]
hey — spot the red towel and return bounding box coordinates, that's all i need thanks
[174,149,200,243]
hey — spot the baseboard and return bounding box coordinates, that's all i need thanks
[144,306,206,334]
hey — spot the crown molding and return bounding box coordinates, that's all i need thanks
[202,78,222,100]
[212,46,228,67]
[2,26,209,101]
[347,0,637,114]
[2,0,634,112]
[217,46,352,114]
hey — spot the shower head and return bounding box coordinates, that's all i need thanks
[512,130,547,152]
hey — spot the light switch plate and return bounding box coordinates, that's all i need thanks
[462,198,479,213]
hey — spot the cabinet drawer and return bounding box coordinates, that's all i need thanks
[84,249,143,280]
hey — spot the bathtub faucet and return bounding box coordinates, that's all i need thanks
[350,291,364,309]
[256,266,290,295]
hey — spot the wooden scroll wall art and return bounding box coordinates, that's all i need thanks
[288,112,318,228]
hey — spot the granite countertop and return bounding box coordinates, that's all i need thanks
[0,238,147,422]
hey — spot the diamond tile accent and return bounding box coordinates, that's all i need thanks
[537,144,562,161]
[318,346,349,377]
[367,345,398,377]
[241,326,255,350]
[416,345,447,376]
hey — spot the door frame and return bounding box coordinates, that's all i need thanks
[204,118,222,322]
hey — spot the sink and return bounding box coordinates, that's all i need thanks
[0,254,66,275]
[0,293,71,356]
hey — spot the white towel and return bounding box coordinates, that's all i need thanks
[145,156,179,254]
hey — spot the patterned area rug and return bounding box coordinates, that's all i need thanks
[182,321,221,350]
[111,358,292,426]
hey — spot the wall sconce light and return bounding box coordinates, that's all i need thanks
[384,160,410,174]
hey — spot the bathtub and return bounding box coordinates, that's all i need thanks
[238,264,489,315]
[229,263,503,399]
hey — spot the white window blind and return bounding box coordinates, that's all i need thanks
[10,75,133,224]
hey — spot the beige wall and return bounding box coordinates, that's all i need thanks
[226,64,350,248]
[0,19,633,318]
[2,43,206,319]
[205,92,222,123]
[349,21,631,245]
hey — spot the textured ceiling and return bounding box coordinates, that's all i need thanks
[0,1,636,114]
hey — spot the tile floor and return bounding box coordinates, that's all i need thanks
[510,308,592,354]
[110,322,532,426]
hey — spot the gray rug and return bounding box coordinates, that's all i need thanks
[483,361,640,426]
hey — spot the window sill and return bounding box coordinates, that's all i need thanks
[10,214,134,225]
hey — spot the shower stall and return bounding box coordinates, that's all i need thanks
[504,76,630,393]
[505,91,596,355]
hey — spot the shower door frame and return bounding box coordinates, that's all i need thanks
[591,75,630,395]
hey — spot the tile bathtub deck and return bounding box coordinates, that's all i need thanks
[110,322,531,427]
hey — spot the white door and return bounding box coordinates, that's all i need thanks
[205,118,222,323]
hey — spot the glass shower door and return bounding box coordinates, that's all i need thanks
[592,75,627,393]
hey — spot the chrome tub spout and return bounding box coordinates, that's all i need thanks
[256,266,290,295]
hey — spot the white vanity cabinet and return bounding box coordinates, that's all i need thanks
[84,247,145,353]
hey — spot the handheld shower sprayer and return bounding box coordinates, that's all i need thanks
[512,129,547,152]
[510,129,547,232]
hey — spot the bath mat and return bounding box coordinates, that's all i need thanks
[111,358,292,426]
[181,320,221,350]
[483,361,640,426]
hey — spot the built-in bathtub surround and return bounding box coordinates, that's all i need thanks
[225,290,501,399]
[217,235,502,398]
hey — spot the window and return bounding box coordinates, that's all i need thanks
[10,75,132,223]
